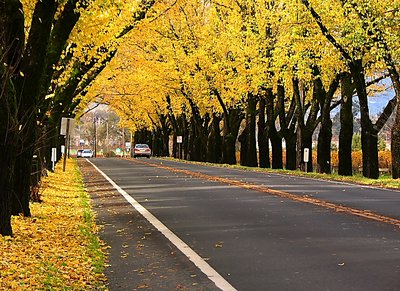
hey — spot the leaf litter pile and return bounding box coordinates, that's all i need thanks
[0,159,107,290]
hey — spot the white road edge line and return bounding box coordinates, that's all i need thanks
[87,160,237,291]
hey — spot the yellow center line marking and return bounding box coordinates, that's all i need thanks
[132,158,400,229]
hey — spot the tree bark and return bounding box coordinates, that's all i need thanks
[0,0,24,236]
[0,78,18,234]
[391,109,400,178]
[240,93,258,167]
[338,73,354,176]
[207,113,222,163]
[239,126,248,166]
[266,88,282,169]
[316,73,340,174]
[285,133,297,170]
[0,142,15,236]
[12,0,58,216]
[222,108,244,164]
[349,60,379,179]
[257,93,270,168]
[294,78,319,172]
[276,83,297,170]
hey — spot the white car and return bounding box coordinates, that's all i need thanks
[133,144,151,158]
[81,149,94,158]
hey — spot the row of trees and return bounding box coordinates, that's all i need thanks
[0,0,157,236]
[1,0,399,236]
[90,0,400,178]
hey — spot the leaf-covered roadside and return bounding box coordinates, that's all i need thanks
[0,159,107,290]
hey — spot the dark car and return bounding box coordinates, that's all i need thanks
[133,144,151,158]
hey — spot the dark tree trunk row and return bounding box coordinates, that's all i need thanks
[0,0,24,236]
[0,0,157,236]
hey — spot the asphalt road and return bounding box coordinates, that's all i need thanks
[89,157,400,291]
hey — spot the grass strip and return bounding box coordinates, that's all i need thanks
[160,157,400,189]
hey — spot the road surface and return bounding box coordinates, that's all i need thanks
[85,157,400,291]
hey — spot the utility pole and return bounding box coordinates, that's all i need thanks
[93,114,97,158]
[63,119,70,172]
[106,121,109,153]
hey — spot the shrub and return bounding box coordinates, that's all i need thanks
[103,151,116,158]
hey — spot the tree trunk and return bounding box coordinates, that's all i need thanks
[391,109,400,178]
[294,78,308,171]
[338,73,353,176]
[12,120,35,217]
[296,126,304,171]
[0,144,15,236]
[200,113,211,162]
[386,58,400,178]
[257,95,270,168]
[12,0,58,217]
[294,75,321,173]
[285,134,297,170]
[316,72,340,174]
[276,83,296,170]
[349,60,379,179]
[222,108,243,165]
[297,127,313,172]
[159,114,171,156]
[182,115,189,160]
[186,100,209,162]
[266,88,282,169]
[0,74,18,236]
[239,127,248,166]
[317,121,332,174]
[207,114,222,163]
[240,94,258,167]
[0,0,24,235]
[247,94,258,167]
[188,116,197,161]
[148,129,160,156]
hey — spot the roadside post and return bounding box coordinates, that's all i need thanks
[177,136,183,159]
[60,117,75,172]
[51,148,57,171]
[303,148,310,172]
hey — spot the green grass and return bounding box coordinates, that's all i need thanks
[161,157,400,189]
[74,167,107,287]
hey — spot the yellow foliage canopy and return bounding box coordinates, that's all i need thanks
[84,0,400,130]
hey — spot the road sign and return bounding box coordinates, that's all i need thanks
[51,148,57,171]
[51,148,57,162]
[303,148,310,163]
[177,136,183,143]
[60,117,75,135]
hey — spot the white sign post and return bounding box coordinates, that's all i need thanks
[303,148,310,172]
[51,148,57,171]
[177,136,183,159]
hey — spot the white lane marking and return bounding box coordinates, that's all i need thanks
[87,160,237,291]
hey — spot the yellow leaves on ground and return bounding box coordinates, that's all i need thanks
[0,159,107,290]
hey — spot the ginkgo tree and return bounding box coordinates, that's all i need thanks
[84,0,398,180]
[0,0,156,236]
[300,0,400,178]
